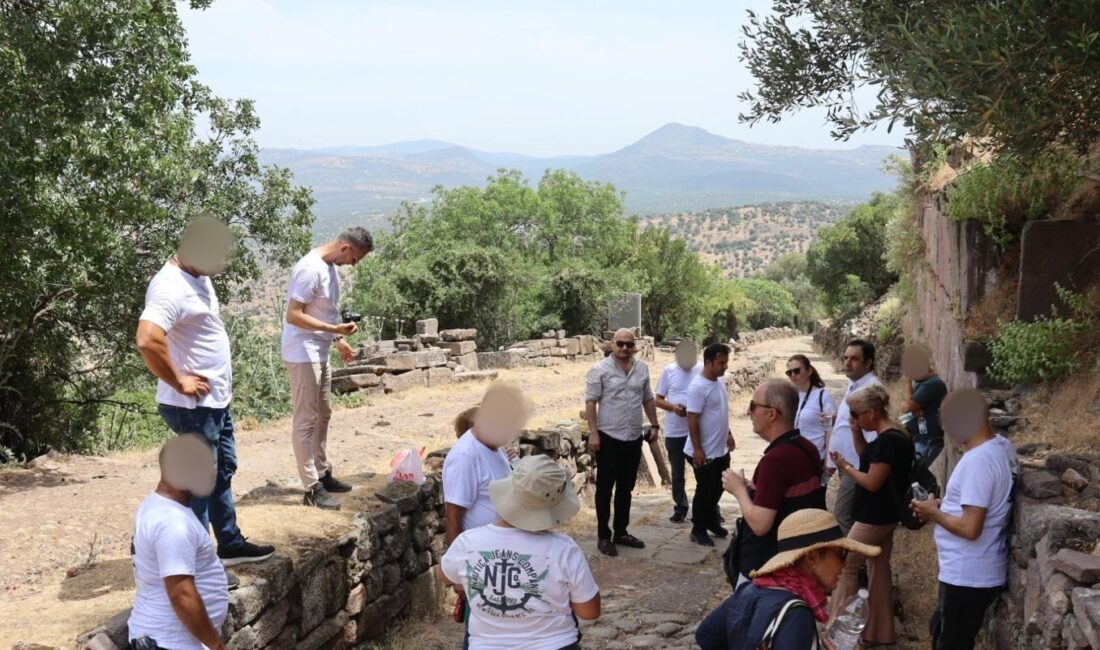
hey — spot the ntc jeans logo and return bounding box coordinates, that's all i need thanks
[465,549,548,617]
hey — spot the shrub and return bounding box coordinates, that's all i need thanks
[988,286,1093,385]
[945,151,1081,246]
[874,295,905,344]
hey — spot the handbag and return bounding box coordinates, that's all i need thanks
[723,517,747,588]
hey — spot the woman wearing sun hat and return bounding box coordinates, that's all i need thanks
[696,509,880,650]
[440,454,602,650]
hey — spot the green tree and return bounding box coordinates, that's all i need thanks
[806,194,900,319]
[633,226,713,341]
[738,1,1100,156]
[730,279,799,330]
[762,252,824,331]
[0,1,313,457]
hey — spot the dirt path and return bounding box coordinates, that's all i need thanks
[0,335,874,648]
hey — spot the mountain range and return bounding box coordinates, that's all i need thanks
[259,123,901,235]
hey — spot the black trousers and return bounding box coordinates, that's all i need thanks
[930,581,1001,650]
[664,435,690,516]
[690,452,730,534]
[595,431,643,540]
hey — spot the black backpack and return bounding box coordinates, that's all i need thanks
[883,429,939,530]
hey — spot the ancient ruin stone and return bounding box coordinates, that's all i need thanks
[365,352,418,371]
[381,369,426,393]
[1063,468,1090,492]
[438,340,476,356]
[426,366,453,388]
[375,481,421,514]
[456,351,479,370]
[414,349,448,369]
[1071,588,1100,649]
[454,369,498,382]
[1052,549,1100,584]
[1020,470,1063,499]
[331,373,381,394]
[415,318,438,337]
[477,350,526,369]
[440,328,477,342]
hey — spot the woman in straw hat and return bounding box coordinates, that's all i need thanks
[697,509,880,650]
[440,454,601,650]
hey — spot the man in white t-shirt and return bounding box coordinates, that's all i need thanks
[136,217,273,566]
[911,388,1016,650]
[129,435,229,650]
[281,227,373,510]
[655,340,703,523]
[440,455,600,650]
[826,339,881,535]
[685,342,735,547]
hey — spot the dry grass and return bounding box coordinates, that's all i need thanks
[962,255,1020,342]
[1013,372,1100,455]
[892,527,940,649]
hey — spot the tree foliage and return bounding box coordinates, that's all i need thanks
[729,278,799,330]
[0,1,314,458]
[806,193,900,320]
[738,1,1100,156]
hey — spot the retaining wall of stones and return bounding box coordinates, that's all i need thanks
[479,331,655,371]
[76,480,449,650]
[731,326,802,351]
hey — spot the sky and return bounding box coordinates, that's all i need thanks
[180,0,907,156]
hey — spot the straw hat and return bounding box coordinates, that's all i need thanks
[751,509,880,578]
[489,455,580,532]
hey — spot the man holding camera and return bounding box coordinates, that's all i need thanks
[282,227,373,509]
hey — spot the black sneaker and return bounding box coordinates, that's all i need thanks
[598,539,618,557]
[304,484,341,511]
[669,512,687,523]
[708,525,729,538]
[612,534,646,549]
[321,470,352,493]
[218,539,275,567]
[690,530,715,547]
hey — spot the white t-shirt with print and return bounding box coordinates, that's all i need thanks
[443,430,512,531]
[441,525,599,650]
[129,492,229,650]
[655,362,702,439]
[683,375,730,460]
[934,436,1015,588]
[796,387,838,460]
[281,250,341,364]
[139,262,233,409]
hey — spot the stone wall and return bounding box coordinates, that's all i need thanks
[333,320,496,396]
[903,191,1003,390]
[478,332,655,371]
[77,479,449,650]
[731,326,802,351]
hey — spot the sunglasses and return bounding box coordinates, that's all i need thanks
[615,341,636,349]
[748,400,776,413]
[785,367,804,378]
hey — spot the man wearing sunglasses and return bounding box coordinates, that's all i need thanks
[585,328,661,557]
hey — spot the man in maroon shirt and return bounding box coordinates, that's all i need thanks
[723,378,826,583]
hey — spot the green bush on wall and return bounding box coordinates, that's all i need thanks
[988,287,1092,386]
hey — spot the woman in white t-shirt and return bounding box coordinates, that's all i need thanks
[785,354,837,460]
[441,455,601,650]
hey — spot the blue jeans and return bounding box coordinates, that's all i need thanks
[157,404,245,548]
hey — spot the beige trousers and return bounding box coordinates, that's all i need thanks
[287,361,333,489]
[831,471,857,535]
[829,521,898,644]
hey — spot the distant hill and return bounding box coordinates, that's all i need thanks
[259,123,900,237]
[644,200,857,277]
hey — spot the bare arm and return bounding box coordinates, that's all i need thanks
[687,413,706,467]
[164,575,226,650]
[571,593,601,620]
[913,501,988,541]
[136,321,206,396]
[444,503,467,546]
[731,485,778,536]
[835,459,892,493]
[851,421,869,457]
[654,394,678,412]
[285,299,356,336]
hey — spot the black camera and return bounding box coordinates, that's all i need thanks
[340,308,363,324]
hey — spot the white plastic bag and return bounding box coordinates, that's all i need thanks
[388,447,427,485]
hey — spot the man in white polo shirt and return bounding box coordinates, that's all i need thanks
[281,227,373,510]
[685,342,735,547]
[655,340,702,523]
[826,338,881,535]
[136,216,273,567]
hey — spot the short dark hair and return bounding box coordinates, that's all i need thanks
[846,338,876,369]
[703,342,730,363]
[338,227,374,252]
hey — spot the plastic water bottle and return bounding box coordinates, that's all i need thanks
[828,589,869,650]
[911,481,930,502]
[918,416,928,437]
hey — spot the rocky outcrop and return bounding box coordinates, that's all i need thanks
[813,298,903,382]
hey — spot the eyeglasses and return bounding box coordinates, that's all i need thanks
[785,368,804,378]
[748,400,776,413]
[615,341,636,349]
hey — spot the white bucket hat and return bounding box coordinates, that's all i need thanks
[489,455,581,532]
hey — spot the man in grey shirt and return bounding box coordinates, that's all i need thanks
[585,328,660,557]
